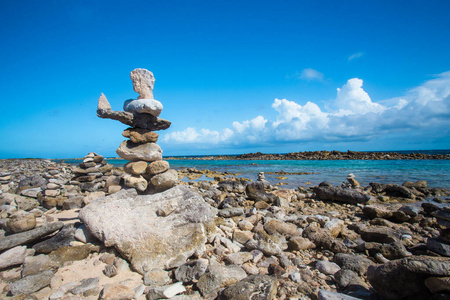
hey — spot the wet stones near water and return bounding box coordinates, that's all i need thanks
[97,68,178,194]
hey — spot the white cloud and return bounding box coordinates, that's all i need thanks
[163,72,450,148]
[348,52,364,61]
[300,68,324,81]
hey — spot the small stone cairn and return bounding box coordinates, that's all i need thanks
[97,68,178,193]
[71,152,113,193]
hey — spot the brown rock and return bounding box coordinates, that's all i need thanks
[8,211,36,233]
[123,161,148,175]
[99,283,134,300]
[123,128,159,144]
[146,160,170,175]
[287,236,316,251]
[424,276,450,293]
[264,220,300,237]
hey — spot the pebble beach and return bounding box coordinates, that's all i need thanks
[0,154,449,299]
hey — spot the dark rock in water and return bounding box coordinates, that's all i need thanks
[369,182,414,198]
[220,274,278,300]
[246,182,276,203]
[32,224,77,253]
[218,180,247,193]
[313,186,372,205]
[422,202,440,215]
[0,222,64,252]
[9,270,54,295]
[333,253,374,276]
[97,93,171,131]
[319,181,333,187]
[302,225,348,253]
[427,238,450,257]
[367,256,450,300]
[174,259,208,283]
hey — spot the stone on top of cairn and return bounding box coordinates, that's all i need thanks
[96,68,178,194]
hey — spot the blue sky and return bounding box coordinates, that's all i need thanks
[0,0,449,158]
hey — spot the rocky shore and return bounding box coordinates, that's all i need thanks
[0,157,449,300]
[166,150,450,160]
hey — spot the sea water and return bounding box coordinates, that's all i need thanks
[61,158,450,190]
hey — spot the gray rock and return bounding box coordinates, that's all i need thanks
[7,211,36,233]
[359,226,401,243]
[0,246,30,270]
[22,254,59,277]
[18,175,47,190]
[427,238,450,256]
[79,186,216,274]
[220,275,278,300]
[174,260,208,283]
[0,221,64,252]
[116,140,162,162]
[62,196,84,210]
[218,181,247,193]
[367,256,450,299]
[20,188,43,199]
[1,193,39,211]
[143,268,171,286]
[318,290,362,300]
[302,225,348,254]
[146,282,186,300]
[149,169,178,192]
[197,259,247,298]
[225,252,253,265]
[219,207,244,218]
[97,93,171,131]
[71,277,99,295]
[9,270,54,295]
[313,186,372,204]
[316,260,340,275]
[369,182,414,198]
[124,99,163,117]
[245,238,282,256]
[246,182,276,203]
[130,68,155,99]
[74,224,97,243]
[33,224,76,253]
[333,253,374,276]
[103,265,118,278]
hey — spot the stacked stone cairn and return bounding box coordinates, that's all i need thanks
[97,68,178,193]
[71,152,113,193]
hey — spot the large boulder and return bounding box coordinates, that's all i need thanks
[367,256,450,299]
[313,186,372,205]
[79,186,216,274]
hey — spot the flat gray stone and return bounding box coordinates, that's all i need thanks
[0,222,64,252]
[116,140,162,162]
[124,99,163,117]
[9,270,54,295]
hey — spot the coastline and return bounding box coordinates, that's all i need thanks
[165,150,450,160]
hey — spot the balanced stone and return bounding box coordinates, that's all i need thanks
[116,140,162,162]
[123,128,159,144]
[130,68,155,99]
[123,161,148,175]
[147,160,170,175]
[97,94,171,131]
[124,99,163,117]
[123,174,148,192]
[149,169,178,192]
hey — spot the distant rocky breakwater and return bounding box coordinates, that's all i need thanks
[167,150,450,160]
